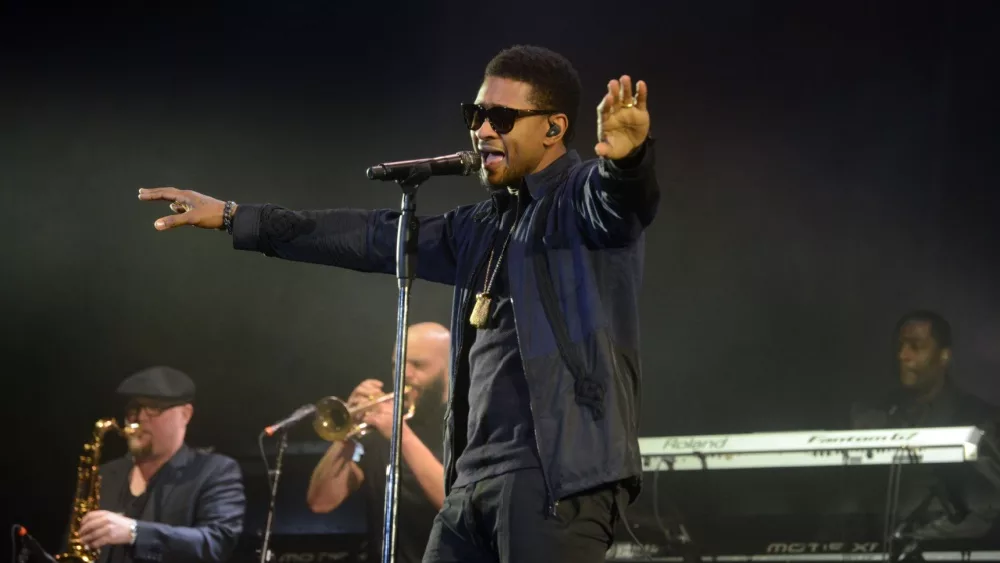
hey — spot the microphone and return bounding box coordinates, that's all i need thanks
[263,404,317,436]
[366,151,481,182]
[14,525,56,563]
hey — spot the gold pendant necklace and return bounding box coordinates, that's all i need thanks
[469,208,519,329]
[469,292,493,329]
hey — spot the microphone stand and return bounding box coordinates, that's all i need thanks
[259,431,288,563]
[381,163,432,563]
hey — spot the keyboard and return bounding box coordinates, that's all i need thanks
[616,426,999,561]
[639,426,985,471]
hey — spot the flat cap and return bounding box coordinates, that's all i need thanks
[116,366,195,404]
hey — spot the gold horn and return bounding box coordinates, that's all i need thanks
[56,419,139,563]
[313,385,414,442]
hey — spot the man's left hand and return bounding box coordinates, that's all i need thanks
[595,74,650,160]
[79,510,136,549]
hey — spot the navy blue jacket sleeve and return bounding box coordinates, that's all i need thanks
[132,457,245,563]
[568,138,660,247]
[230,205,458,285]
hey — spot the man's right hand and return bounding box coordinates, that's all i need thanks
[138,187,232,231]
[347,379,384,422]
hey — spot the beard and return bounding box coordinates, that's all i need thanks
[127,435,154,461]
[478,156,532,191]
[412,375,446,422]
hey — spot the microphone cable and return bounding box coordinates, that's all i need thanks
[258,430,273,490]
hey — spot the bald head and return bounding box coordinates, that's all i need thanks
[409,322,449,351]
[397,322,450,407]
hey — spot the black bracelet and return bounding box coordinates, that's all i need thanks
[222,200,236,234]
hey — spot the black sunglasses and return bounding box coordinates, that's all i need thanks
[461,103,559,135]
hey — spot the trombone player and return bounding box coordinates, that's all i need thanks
[76,366,245,563]
[307,322,449,563]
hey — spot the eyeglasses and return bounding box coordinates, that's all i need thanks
[461,103,559,135]
[126,401,178,419]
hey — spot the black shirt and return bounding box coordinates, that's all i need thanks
[107,470,152,563]
[356,399,445,563]
[454,193,541,487]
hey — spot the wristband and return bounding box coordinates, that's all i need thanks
[222,200,236,234]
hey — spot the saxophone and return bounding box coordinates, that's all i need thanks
[55,419,139,563]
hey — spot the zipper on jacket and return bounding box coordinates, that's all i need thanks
[609,342,639,468]
[609,345,633,434]
[506,195,558,517]
[510,294,558,517]
[447,206,505,488]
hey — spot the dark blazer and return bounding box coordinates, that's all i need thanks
[97,444,246,563]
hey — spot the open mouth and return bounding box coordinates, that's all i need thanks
[478,146,506,169]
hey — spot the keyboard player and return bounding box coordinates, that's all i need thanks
[850,310,1000,557]
[850,310,997,431]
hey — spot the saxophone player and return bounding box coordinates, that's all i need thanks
[77,366,246,563]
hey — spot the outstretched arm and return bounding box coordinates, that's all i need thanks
[137,188,458,285]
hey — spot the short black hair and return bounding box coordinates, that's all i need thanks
[895,310,953,348]
[484,45,582,143]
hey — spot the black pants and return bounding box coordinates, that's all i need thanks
[422,468,626,563]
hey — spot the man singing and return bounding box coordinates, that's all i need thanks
[139,45,658,562]
[77,366,246,563]
[307,322,449,563]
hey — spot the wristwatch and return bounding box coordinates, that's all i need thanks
[129,520,138,545]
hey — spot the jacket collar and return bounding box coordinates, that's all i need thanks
[523,149,579,198]
[162,442,195,470]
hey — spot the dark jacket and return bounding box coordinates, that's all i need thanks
[850,379,999,432]
[232,141,660,510]
[97,445,246,563]
[850,380,1000,540]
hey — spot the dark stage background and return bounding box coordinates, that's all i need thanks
[2,0,998,555]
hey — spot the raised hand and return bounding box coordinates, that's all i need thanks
[595,75,650,160]
[137,187,230,231]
